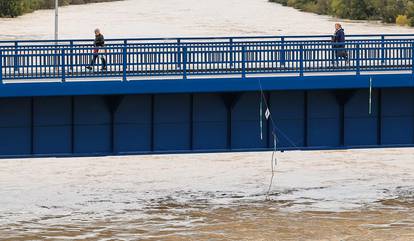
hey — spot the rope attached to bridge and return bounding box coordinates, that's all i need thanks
[257,79,302,201]
[257,78,279,201]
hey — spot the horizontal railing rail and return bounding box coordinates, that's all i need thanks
[0,36,413,83]
[1,33,414,45]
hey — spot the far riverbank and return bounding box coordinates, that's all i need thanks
[0,0,122,18]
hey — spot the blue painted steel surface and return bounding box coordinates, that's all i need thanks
[0,34,413,157]
[0,89,412,157]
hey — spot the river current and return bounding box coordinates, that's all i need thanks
[0,1,414,240]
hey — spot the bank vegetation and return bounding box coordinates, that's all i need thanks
[270,0,414,26]
[0,0,121,18]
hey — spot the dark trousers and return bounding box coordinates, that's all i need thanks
[90,52,107,68]
[333,46,348,63]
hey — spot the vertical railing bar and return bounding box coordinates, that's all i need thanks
[299,44,304,77]
[356,43,361,75]
[411,43,414,75]
[380,35,385,65]
[281,37,285,66]
[183,46,187,79]
[61,48,66,82]
[229,37,234,67]
[70,40,74,71]
[14,41,19,72]
[177,39,181,69]
[123,45,127,81]
[242,46,246,78]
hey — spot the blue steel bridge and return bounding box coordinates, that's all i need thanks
[0,34,413,157]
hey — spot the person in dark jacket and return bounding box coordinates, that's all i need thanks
[86,28,107,70]
[332,23,348,64]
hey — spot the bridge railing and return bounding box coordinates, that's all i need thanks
[0,39,413,83]
[1,33,414,46]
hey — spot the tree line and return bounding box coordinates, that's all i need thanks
[0,0,119,17]
[269,0,414,26]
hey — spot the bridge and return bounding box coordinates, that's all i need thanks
[0,34,413,157]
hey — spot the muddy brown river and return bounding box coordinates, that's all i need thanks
[1,0,414,240]
[0,149,413,240]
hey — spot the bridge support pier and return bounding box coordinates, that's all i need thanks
[334,90,356,146]
[105,95,124,154]
[221,93,241,150]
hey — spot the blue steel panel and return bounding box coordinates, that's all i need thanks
[193,123,227,150]
[381,89,414,145]
[74,125,111,154]
[114,95,152,152]
[74,96,110,125]
[115,95,151,123]
[345,119,378,146]
[345,90,378,117]
[0,98,31,155]
[33,97,71,125]
[74,96,111,153]
[382,117,414,145]
[154,124,190,151]
[270,91,305,148]
[193,94,227,150]
[344,90,379,146]
[33,126,71,154]
[33,97,72,154]
[0,98,31,126]
[232,93,267,149]
[271,119,304,148]
[381,89,414,116]
[270,91,305,119]
[0,127,31,155]
[114,124,151,153]
[154,94,191,151]
[308,91,340,147]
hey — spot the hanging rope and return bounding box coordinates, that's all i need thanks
[257,78,279,201]
[257,79,302,200]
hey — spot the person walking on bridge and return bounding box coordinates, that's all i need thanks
[332,23,349,64]
[86,28,107,71]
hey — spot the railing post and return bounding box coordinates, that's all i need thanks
[229,37,234,67]
[241,46,246,78]
[177,39,181,69]
[381,35,385,64]
[411,43,414,75]
[299,45,304,77]
[61,49,66,82]
[280,37,286,66]
[123,44,127,81]
[356,43,361,75]
[69,40,74,70]
[14,41,19,72]
[182,47,187,79]
[0,50,2,84]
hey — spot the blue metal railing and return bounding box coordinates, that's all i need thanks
[0,34,413,83]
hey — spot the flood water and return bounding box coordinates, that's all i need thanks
[1,0,414,40]
[1,149,414,240]
[1,0,414,240]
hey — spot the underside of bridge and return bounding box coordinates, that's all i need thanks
[0,86,413,157]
